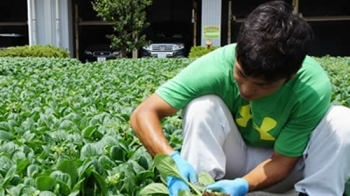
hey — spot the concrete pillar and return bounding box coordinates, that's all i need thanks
[201,0,222,46]
[27,0,74,57]
[27,0,37,45]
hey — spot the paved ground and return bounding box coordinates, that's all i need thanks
[247,190,298,196]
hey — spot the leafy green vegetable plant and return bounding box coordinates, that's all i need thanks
[0,56,349,195]
[140,154,228,196]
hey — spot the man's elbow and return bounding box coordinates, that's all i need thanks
[130,105,143,132]
[130,105,156,132]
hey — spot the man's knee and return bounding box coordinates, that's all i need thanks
[326,105,350,144]
[182,94,225,117]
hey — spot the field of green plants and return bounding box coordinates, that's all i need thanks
[0,56,349,196]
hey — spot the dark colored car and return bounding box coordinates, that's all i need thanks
[140,21,192,58]
[83,44,120,63]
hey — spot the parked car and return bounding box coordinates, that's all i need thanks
[140,21,192,58]
[83,44,120,62]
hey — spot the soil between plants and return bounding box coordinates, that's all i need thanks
[202,191,230,196]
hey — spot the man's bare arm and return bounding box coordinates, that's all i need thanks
[243,151,300,191]
[130,93,179,156]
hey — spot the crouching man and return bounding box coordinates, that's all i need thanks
[130,1,350,195]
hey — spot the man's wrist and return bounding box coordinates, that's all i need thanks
[235,178,249,194]
[170,151,180,158]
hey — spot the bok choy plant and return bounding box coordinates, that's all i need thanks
[140,154,229,196]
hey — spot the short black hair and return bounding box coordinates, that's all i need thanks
[236,0,314,82]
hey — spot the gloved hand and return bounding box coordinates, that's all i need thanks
[205,178,249,196]
[167,151,197,196]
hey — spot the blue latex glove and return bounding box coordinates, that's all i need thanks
[205,178,249,196]
[167,151,197,196]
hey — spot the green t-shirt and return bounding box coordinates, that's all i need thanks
[156,43,332,157]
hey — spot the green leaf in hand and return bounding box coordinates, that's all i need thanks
[154,154,201,195]
[198,172,215,186]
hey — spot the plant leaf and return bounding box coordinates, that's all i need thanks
[153,154,182,179]
[139,183,168,196]
[0,130,12,141]
[35,176,56,191]
[38,191,56,196]
[50,170,72,189]
[198,172,215,186]
[91,170,107,196]
[179,190,193,196]
[57,160,79,186]
[0,164,16,187]
[154,154,201,195]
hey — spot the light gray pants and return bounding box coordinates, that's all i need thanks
[180,95,350,196]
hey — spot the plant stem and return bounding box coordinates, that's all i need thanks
[185,181,202,195]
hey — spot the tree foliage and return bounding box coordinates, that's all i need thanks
[92,0,152,58]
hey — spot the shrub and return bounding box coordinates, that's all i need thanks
[188,46,220,58]
[0,45,70,58]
